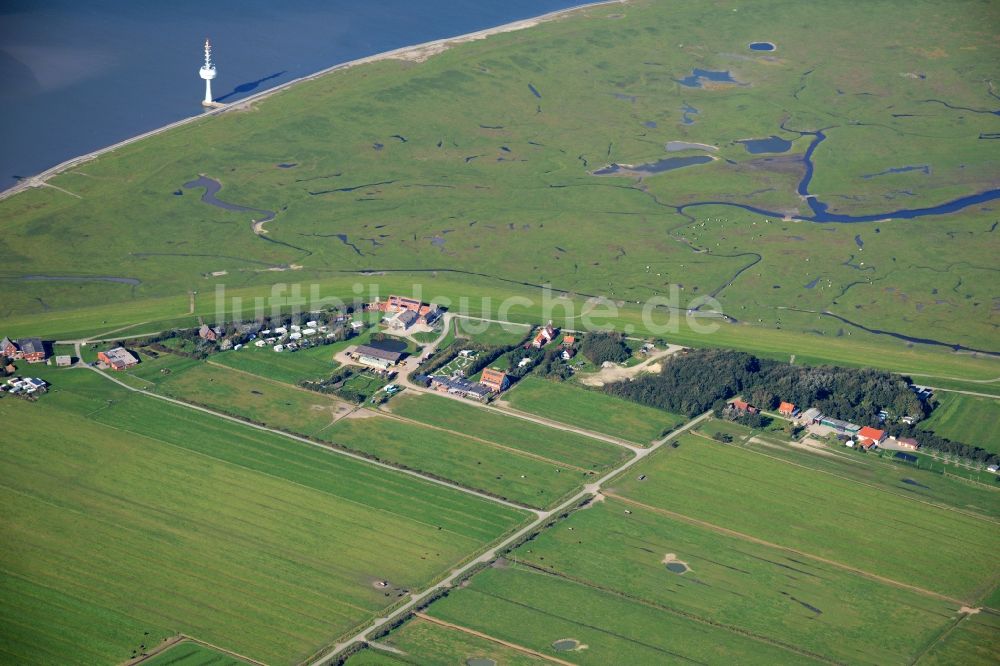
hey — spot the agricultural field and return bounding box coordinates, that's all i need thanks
[210,342,339,385]
[920,392,1000,454]
[506,497,960,665]
[425,566,823,665]
[387,392,629,472]
[608,434,1000,602]
[505,376,685,444]
[348,616,546,666]
[918,611,1000,666]
[142,641,247,666]
[695,418,1000,520]
[0,370,526,665]
[321,414,589,509]
[452,319,532,347]
[154,361,354,436]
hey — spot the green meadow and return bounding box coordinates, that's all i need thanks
[920,392,1000,454]
[511,497,959,665]
[349,616,545,666]
[322,414,588,509]
[387,392,629,472]
[0,371,526,665]
[695,418,1000,519]
[505,376,684,444]
[918,611,1000,666]
[426,566,824,665]
[141,641,247,666]
[210,342,340,385]
[608,434,1000,602]
[154,360,354,435]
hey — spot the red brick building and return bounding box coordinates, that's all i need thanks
[480,368,510,393]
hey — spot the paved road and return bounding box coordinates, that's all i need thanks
[306,409,712,666]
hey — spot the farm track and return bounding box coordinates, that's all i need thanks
[128,634,267,666]
[410,612,576,666]
[602,492,966,606]
[306,411,714,664]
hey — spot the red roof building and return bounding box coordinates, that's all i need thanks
[480,368,510,393]
[857,426,886,443]
[730,399,758,414]
[532,324,556,349]
[562,335,576,346]
[778,401,796,416]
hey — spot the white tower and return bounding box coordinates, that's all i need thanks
[199,38,217,106]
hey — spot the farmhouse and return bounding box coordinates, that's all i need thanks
[480,368,509,393]
[562,335,576,346]
[370,295,441,325]
[0,337,17,357]
[391,309,419,331]
[199,324,222,342]
[857,426,886,444]
[429,375,492,401]
[351,345,403,370]
[16,338,47,363]
[897,437,919,450]
[98,347,139,371]
[729,399,758,414]
[532,323,557,348]
[778,401,798,417]
[55,355,72,367]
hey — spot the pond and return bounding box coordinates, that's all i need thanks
[749,41,776,51]
[465,659,497,666]
[593,155,713,176]
[665,561,689,574]
[737,135,792,154]
[552,639,580,652]
[674,69,737,88]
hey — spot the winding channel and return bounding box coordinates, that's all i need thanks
[675,124,1000,223]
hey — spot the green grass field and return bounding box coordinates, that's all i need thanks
[452,319,532,347]
[696,418,1000,519]
[155,361,354,436]
[210,342,339,385]
[920,393,1000,454]
[322,414,589,509]
[425,566,825,665]
[0,371,526,665]
[387,392,629,472]
[608,434,1000,602]
[505,376,685,444]
[349,616,546,666]
[141,641,247,666]
[508,497,959,665]
[918,611,1000,666]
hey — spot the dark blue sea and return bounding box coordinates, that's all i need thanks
[0,0,591,190]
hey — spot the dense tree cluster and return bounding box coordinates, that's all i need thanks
[604,349,761,415]
[579,332,631,366]
[604,349,925,425]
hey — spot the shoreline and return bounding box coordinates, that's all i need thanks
[0,0,623,203]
